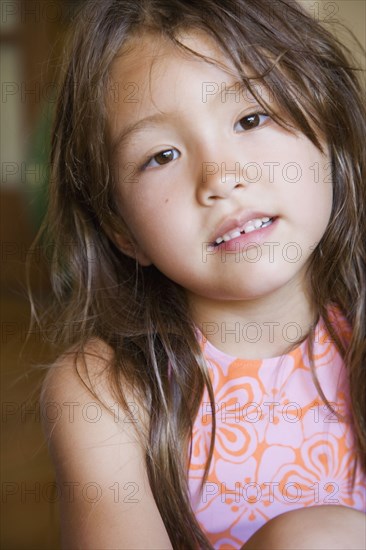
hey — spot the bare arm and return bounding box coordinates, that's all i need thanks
[241,505,366,550]
[40,341,173,550]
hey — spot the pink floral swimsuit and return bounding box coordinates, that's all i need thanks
[188,306,366,549]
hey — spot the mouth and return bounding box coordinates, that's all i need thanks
[212,216,277,247]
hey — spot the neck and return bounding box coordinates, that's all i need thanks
[187,275,318,360]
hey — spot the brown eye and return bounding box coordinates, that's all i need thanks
[143,148,180,170]
[154,150,175,164]
[236,113,269,131]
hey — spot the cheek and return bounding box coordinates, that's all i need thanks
[276,141,333,247]
[117,189,179,251]
[300,175,333,249]
[307,157,333,221]
[289,143,332,211]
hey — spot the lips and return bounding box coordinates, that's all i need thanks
[210,210,277,245]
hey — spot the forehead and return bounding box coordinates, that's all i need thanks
[110,29,236,82]
[107,30,240,124]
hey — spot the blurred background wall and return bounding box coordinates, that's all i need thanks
[1,1,365,548]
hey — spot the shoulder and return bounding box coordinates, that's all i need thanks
[39,337,148,484]
[41,338,144,427]
[40,337,149,468]
[40,339,172,549]
[41,337,110,382]
[41,337,115,398]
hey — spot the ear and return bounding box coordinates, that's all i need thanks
[113,232,152,267]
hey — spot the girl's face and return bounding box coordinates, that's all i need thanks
[108,31,332,306]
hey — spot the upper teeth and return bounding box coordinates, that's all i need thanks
[215,217,272,244]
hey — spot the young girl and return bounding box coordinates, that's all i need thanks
[38,0,366,548]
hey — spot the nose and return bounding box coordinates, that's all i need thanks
[194,143,248,205]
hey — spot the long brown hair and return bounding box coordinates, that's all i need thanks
[32,1,366,547]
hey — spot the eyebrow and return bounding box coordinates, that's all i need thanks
[224,79,258,99]
[112,112,170,153]
[111,80,255,152]
[226,80,246,92]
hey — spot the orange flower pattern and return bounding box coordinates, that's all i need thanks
[188,306,366,549]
